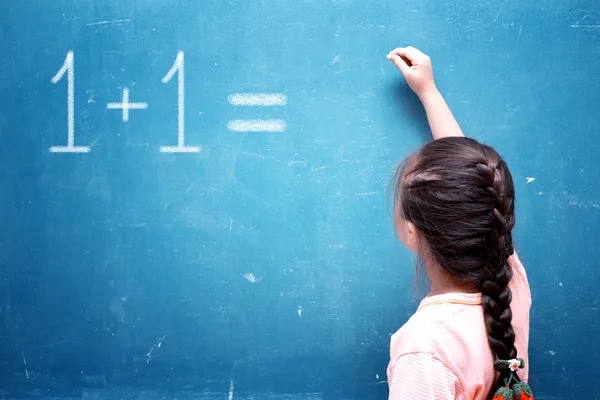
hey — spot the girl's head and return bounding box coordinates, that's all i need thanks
[393,137,518,387]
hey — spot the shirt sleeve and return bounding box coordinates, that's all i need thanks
[389,353,464,400]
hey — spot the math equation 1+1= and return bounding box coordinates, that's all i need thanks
[50,51,288,154]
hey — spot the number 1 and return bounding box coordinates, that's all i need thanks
[160,51,200,153]
[50,51,90,153]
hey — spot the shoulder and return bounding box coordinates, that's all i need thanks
[389,295,493,384]
[389,353,465,400]
[390,302,475,361]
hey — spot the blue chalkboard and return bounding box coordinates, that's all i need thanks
[1,1,599,399]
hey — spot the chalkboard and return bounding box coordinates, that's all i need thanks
[1,1,599,399]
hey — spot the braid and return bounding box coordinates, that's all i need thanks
[475,159,519,388]
[480,265,518,385]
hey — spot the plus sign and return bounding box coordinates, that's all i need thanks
[106,87,148,122]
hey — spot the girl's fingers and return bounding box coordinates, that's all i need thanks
[387,53,412,76]
[388,48,413,67]
[389,46,428,65]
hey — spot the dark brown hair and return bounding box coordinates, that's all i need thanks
[393,137,519,392]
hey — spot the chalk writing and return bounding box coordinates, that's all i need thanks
[106,87,148,122]
[160,51,200,153]
[50,51,91,153]
[48,52,289,154]
[228,92,287,132]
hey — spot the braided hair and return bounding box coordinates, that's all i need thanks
[393,137,518,394]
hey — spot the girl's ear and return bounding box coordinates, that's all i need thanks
[404,221,419,252]
[396,219,420,253]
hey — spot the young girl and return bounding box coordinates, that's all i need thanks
[385,47,533,400]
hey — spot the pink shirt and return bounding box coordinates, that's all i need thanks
[387,254,531,400]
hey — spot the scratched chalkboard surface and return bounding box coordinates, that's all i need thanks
[1,1,599,399]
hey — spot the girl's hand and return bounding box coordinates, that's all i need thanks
[387,47,437,97]
[386,46,464,139]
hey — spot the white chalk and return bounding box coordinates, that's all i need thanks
[51,51,91,153]
[86,19,131,27]
[227,120,286,132]
[160,146,200,153]
[228,93,287,107]
[50,146,91,153]
[106,87,148,122]
[571,24,600,28]
[228,378,234,400]
[161,51,200,152]
[22,352,29,380]
[570,16,600,29]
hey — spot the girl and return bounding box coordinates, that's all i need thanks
[384,47,533,400]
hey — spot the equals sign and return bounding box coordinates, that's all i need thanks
[227,93,287,132]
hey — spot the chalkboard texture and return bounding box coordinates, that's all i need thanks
[1,1,599,399]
